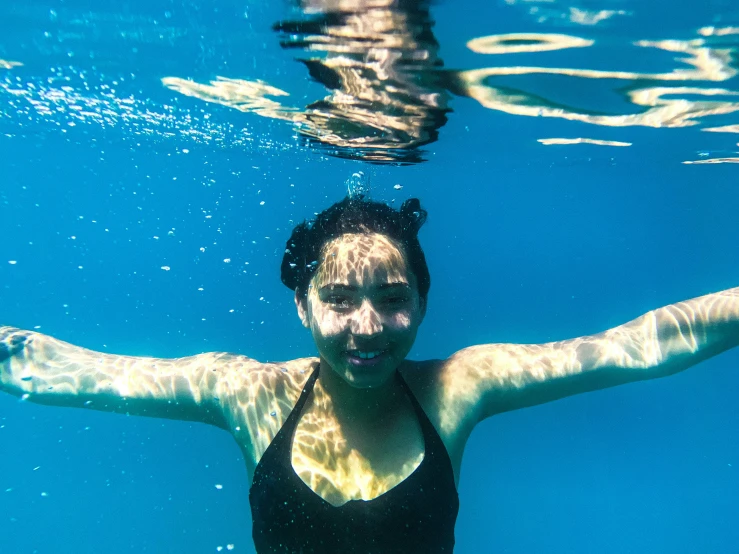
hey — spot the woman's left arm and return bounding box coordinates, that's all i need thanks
[445,286,739,422]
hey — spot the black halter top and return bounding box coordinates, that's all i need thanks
[249,364,459,553]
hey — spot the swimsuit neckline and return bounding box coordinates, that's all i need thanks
[287,363,430,508]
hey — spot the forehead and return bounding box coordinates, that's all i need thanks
[313,233,412,287]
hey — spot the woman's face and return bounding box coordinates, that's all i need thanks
[296,233,426,388]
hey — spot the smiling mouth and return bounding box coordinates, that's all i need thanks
[346,349,386,360]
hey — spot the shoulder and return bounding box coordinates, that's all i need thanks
[212,354,319,432]
[212,354,319,404]
[210,354,319,468]
[400,355,486,423]
[399,359,486,477]
[399,351,509,451]
[399,360,469,442]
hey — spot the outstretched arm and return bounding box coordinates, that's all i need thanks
[443,286,739,423]
[0,326,233,427]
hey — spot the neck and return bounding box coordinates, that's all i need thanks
[316,358,404,426]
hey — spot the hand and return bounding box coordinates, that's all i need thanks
[0,327,29,365]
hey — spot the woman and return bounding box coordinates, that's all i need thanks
[1,196,738,553]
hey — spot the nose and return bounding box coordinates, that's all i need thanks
[350,299,382,337]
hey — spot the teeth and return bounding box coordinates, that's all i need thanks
[351,350,382,359]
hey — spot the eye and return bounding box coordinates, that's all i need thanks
[382,295,410,306]
[326,295,353,308]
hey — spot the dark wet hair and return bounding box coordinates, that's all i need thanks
[281,197,430,300]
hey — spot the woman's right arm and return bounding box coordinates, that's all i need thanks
[0,326,232,427]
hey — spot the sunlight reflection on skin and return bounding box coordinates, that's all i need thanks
[289,233,427,504]
[0,233,429,507]
[439,288,739,424]
[304,233,416,346]
[2,237,739,505]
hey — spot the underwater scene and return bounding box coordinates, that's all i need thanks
[1,0,739,552]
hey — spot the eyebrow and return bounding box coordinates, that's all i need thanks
[318,282,411,293]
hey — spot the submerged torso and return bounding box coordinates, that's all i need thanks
[227,357,469,497]
[247,363,460,553]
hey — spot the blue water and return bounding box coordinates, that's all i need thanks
[2,0,739,552]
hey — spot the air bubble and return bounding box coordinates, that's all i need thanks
[346,171,370,199]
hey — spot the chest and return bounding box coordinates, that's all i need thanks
[289,400,426,506]
[236,363,470,503]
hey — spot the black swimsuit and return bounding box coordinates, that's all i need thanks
[249,364,459,553]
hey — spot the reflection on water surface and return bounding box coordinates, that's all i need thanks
[162,1,739,164]
[1,0,739,164]
[537,138,631,147]
[166,0,450,164]
[0,59,22,69]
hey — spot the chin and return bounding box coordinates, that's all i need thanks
[343,366,396,389]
